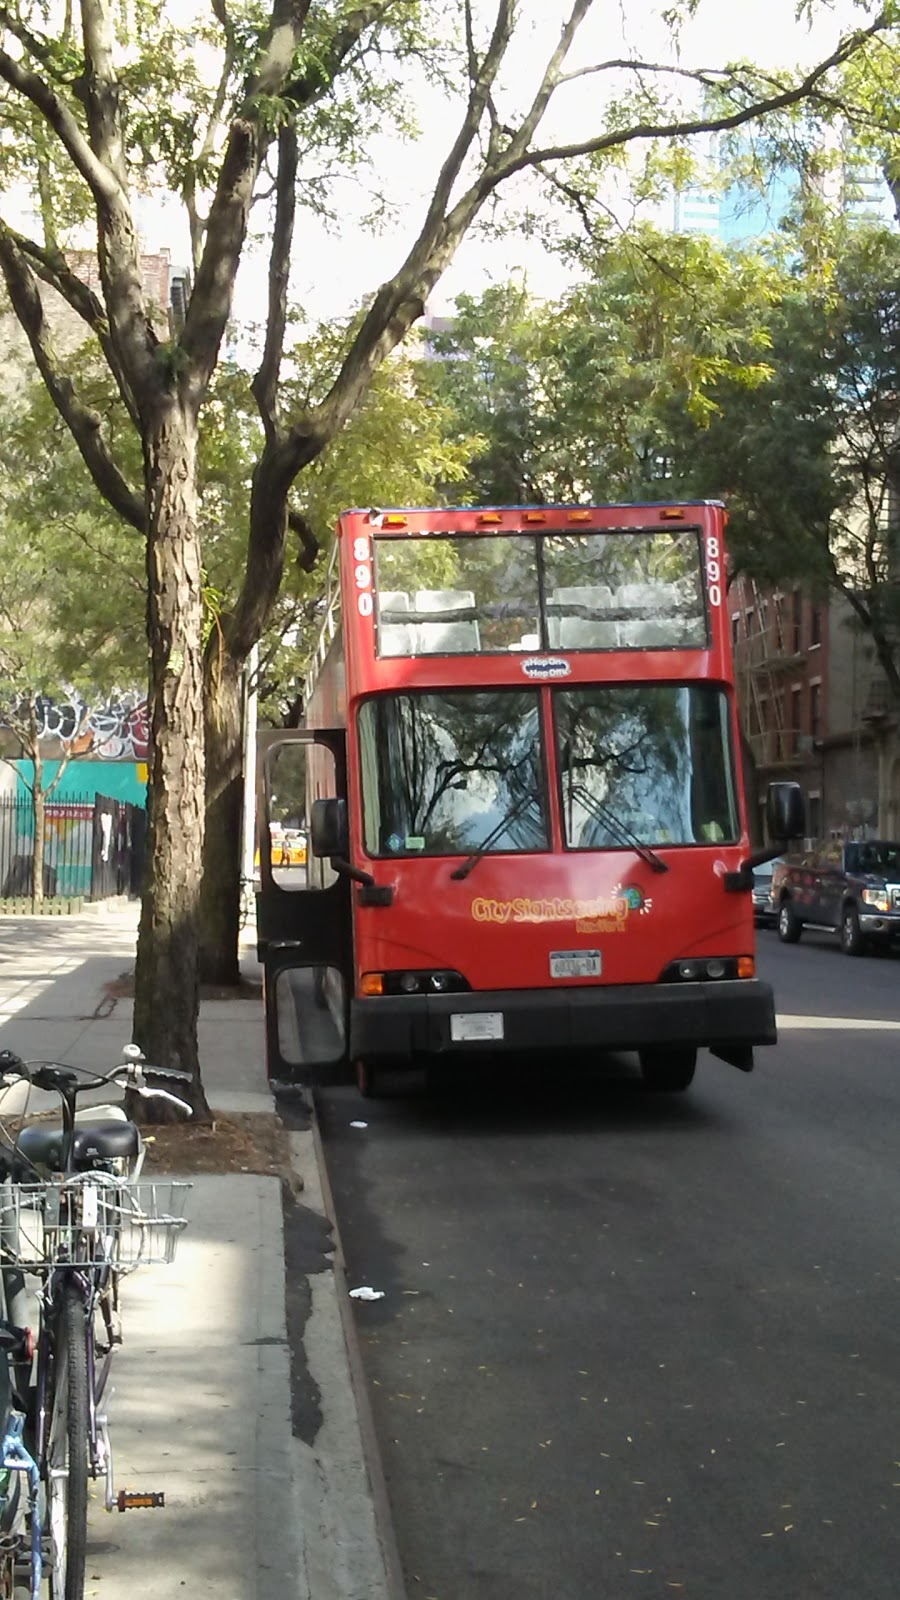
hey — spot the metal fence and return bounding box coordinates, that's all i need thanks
[0,793,146,901]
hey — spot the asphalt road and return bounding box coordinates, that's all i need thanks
[317,931,900,1600]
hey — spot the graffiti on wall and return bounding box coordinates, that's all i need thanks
[28,693,149,762]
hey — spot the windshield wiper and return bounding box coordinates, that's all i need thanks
[450,791,539,881]
[568,783,669,874]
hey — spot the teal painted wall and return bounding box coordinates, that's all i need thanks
[14,761,147,807]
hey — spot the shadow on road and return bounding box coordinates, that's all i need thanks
[319,1051,737,1141]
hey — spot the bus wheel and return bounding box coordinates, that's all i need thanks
[639,1046,697,1093]
[355,1059,380,1098]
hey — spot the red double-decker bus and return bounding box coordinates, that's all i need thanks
[256,503,803,1095]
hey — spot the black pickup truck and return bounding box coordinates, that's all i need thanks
[773,839,900,955]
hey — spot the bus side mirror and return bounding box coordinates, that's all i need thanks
[726,781,806,891]
[766,781,805,844]
[310,798,348,858]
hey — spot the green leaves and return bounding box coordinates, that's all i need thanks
[422,231,785,509]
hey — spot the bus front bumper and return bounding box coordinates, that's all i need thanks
[350,978,776,1073]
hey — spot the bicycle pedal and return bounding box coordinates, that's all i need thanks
[117,1489,165,1512]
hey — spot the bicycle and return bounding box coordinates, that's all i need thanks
[0,1046,192,1600]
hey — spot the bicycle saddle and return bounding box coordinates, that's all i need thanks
[16,1120,140,1172]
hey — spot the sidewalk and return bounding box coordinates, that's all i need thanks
[0,901,399,1600]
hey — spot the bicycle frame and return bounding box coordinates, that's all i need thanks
[0,1050,190,1599]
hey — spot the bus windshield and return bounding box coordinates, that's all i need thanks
[373,528,707,657]
[357,683,738,859]
[556,684,740,848]
[358,690,549,859]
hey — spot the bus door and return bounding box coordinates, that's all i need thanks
[256,729,352,1087]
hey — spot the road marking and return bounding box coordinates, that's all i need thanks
[777,1015,899,1031]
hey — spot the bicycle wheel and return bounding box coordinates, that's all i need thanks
[46,1281,89,1600]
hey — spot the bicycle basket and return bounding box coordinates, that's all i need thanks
[0,1177,191,1272]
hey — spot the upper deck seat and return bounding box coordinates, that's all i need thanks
[413,590,480,653]
[548,585,618,649]
[665,578,704,643]
[616,582,673,646]
[377,589,415,657]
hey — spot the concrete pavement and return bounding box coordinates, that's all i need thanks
[0,901,399,1600]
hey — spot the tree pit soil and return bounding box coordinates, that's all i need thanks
[90,966,291,1184]
[141,1110,295,1181]
[94,970,292,1181]
[0,1111,297,1184]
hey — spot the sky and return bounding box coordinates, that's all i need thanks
[127,0,873,330]
[224,0,868,328]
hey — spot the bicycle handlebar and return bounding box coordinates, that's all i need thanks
[110,1080,193,1115]
[0,1053,192,1092]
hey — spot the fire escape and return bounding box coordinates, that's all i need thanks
[734,585,808,774]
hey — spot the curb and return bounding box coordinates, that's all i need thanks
[310,1101,409,1600]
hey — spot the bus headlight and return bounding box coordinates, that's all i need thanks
[661,957,740,982]
[361,970,470,996]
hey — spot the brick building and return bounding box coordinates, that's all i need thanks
[0,245,190,388]
[732,578,900,842]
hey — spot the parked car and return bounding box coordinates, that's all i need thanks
[773,838,900,955]
[752,857,784,927]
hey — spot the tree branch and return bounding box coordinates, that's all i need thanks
[497,13,893,179]
[557,56,754,90]
[78,0,159,398]
[251,122,298,438]
[508,0,592,157]
[289,509,318,572]
[184,20,238,276]
[417,0,514,248]
[180,0,395,392]
[178,116,265,393]
[282,1,388,104]
[5,227,141,427]
[0,223,146,533]
[0,41,118,203]
[177,0,313,388]
[0,6,79,83]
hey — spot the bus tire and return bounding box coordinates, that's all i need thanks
[355,1059,380,1098]
[777,898,802,943]
[639,1046,697,1093]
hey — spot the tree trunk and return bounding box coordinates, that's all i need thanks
[199,654,244,987]
[132,400,211,1123]
[32,767,44,908]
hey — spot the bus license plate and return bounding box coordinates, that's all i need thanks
[450,1012,504,1042]
[550,950,601,979]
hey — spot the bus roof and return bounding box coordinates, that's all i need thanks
[340,500,726,516]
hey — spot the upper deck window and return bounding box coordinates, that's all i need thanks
[373,528,707,657]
